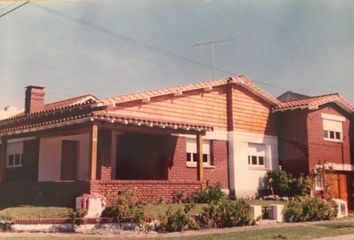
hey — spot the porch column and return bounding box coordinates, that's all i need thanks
[0,136,7,183]
[197,134,203,181]
[89,124,98,180]
[98,129,112,180]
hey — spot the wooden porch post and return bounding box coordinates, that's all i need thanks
[0,136,7,183]
[197,134,203,181]
[89,124,98,180]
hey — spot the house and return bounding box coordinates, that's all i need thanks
[0,76,279,206]
[275,92,354,209]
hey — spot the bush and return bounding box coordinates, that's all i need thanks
[264,170,313,197]
[289,174,314,197]
[188,184,227,203]
[284,198,337,222]
[265,170,291,197]
[197,199,254,228]
[157,204,197,232]
[107,191,145,224]
[68,209,86,226]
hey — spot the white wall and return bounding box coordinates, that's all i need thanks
[38,133,89,181]
[229,131,278,198]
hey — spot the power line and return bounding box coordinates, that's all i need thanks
[0,1,29,18]
[31,3,290,92]
[0,1,21,13]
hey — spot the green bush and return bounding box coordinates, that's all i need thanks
[108,191,145,224]
[188,184,227,203]
[289,174,314,197]
[284,198,337,222]
[197,199,254,228]
[265,170,291,197]
[157,204,197,232]
[264,170,313,197]
[68,209,86,226]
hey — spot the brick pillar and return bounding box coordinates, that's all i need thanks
[98,129,112,180]
[0,136,7,183]
[226,79,235,131]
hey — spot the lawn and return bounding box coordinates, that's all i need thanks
[0,220,353,239]
[0,200,285,220]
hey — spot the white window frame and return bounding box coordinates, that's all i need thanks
[314,174,324,191]
[321,113,345,143]
[6,141,24,168]
[186,138,211,167]
[248,143,266,168]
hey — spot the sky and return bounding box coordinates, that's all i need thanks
[0,0,353,110]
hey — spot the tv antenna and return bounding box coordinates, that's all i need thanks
[195,38,233,80]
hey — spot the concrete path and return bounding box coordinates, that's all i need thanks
[316,235,354,240]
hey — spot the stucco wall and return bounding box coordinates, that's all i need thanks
[229,130,278,198]
[38,133,89,181]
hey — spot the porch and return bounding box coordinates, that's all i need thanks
[0,115,213,205]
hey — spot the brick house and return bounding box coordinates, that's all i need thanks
[275,91,354,209]
[0,76,280,206]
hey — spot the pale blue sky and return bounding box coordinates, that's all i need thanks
[0,0,353,110]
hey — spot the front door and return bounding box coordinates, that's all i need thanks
[326,172,349,205]
[61,140,78,180]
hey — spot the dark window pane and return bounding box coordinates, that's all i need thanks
[203,154,208,163]
[248,156,251,165]
[324,130,329,138]
[330,131,335,139]
[15,154,21,165]
[335,132,341,140]
[8,155,14,166]
[259,156,264,165]
[252,156,257,165]
[187,153,191,162]
[193,153,198,162]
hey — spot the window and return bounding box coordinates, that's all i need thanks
[186,138,211,166]
[7,154,23,168]
[322,114,344,142]
[248,143,266,167]
[315,175,324,190]
[6,141,24,168]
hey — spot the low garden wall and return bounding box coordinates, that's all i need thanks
[89,180,204,204]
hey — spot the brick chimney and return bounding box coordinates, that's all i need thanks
[25,86,45,114]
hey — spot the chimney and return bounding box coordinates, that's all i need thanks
[25,86,45,114]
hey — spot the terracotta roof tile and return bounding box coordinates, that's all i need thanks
[275,93,354,113]
[101,75,280,106]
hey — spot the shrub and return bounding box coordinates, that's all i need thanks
[197,199,254,228]
[289,174,314,197]
[68,209,86,226]
[264,170,314,197]
[157,204,196,232]
[188,184,227,203]
[108,191,145,224]
[264,170,291,197]
[283,198,337,222]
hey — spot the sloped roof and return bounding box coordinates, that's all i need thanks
[101,75,281,106]
[1,94,98,122]
[275,93,354,113]
[277,91,309,101]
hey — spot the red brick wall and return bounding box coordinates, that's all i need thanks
[90,180,202,204]
[278,109,309,175]
[168,137,228,188]
[97,129,112,180]
[307,104,352,172]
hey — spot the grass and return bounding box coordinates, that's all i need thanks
[0,206,70,220]
[0,221,353,239]
[0,200,285,220]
